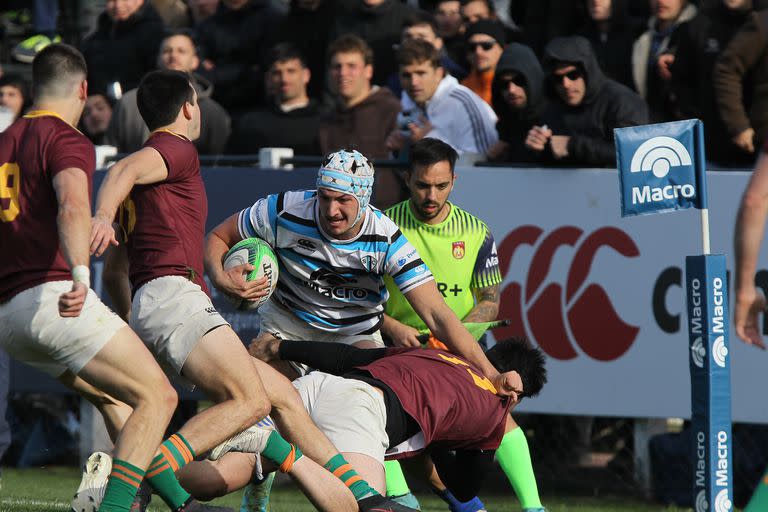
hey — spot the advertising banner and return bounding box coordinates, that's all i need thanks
[687,256,733,512]
[615,120,706,217]
[450,168,762,423]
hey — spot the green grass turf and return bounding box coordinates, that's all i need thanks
[0,467,699,511]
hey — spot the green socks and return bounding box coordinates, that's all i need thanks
[146,433,196,509]
[496,427,543,509]
[324,453,379,500]
[99,459,145,512]
[262,430,303,472]
[746,467,768,512]
[384,459,411,497]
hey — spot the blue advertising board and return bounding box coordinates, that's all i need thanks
[615,119,707,217]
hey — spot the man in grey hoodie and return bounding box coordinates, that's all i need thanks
[106,30,231,155]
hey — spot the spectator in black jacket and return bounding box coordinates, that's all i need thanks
[525,35,648,167]
[671,0,758,166]
[631,0,697,122]
[270,0,336,101]
[80,0,165,97]
[578,0,644,89]
[488,43,548,163]
[434,0,467,68]
[330,0,417,85]
[229,44,323,155]
[196,0,284,110]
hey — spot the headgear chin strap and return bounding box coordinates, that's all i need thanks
[316,149,375,229]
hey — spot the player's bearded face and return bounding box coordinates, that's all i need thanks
[318,188,362,239]
[408,160,455,222]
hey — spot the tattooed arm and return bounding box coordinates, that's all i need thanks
[463,283,501,324]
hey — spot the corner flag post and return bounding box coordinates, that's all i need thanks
[615,120,732,512]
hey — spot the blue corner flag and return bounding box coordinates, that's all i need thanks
[615,119,707,217]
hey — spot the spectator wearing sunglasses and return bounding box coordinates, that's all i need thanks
[487,43,549,163]
[461,20,505,106]
[525,35,647,167]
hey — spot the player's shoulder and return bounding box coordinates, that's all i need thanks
[145,130,194,152]
[384,200,411,225]
[450,203,491,234]
[366,205,401,239]
[27,113,90,144]
[275,189,317,213]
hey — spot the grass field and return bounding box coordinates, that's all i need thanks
[0,467,702,512]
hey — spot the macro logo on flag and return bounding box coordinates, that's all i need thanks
[615,119,706,217]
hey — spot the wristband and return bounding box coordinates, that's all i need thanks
[72,265,91,288]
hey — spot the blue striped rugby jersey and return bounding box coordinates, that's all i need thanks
[237,190,433,335]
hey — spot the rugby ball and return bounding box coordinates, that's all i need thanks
[223,238,279,311]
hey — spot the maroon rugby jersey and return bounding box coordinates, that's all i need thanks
[0,111,95,302]
[119,130,208,294]
[359,348,512,457]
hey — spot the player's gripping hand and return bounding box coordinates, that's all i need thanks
[59,282,88,317]
[493,370,523,402]
[220,263,270,301]
[90,214,119,256]
[734,285,767,349]
[249,334,281,362]
[389,320,422,348]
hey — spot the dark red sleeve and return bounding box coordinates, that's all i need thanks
[47,128,95,178]
[148,134,196,182]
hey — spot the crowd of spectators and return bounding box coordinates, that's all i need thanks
[1,0,767,173]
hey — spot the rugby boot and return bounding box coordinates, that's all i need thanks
[238,472,275,512]
[358,494,421,512]
[71,451,112,512]
[209,416,275,460]
[389,492,421,510]
[432,488,487,512]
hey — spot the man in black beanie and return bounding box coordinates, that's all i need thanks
[461,19,505,105]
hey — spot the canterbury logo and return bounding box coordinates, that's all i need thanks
[495,226,640,361]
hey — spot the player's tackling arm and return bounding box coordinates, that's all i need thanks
[404,281,521,398]
[734,151,768,348]
[53,167,92,317]
[90,147,169,256]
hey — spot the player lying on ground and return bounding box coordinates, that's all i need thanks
[174,337,546,506]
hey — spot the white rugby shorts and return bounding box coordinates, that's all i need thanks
[0,281,126,376]
[293,372,389,462]
[130,276,229,375]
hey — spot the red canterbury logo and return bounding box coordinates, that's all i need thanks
[496,225,640,361]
